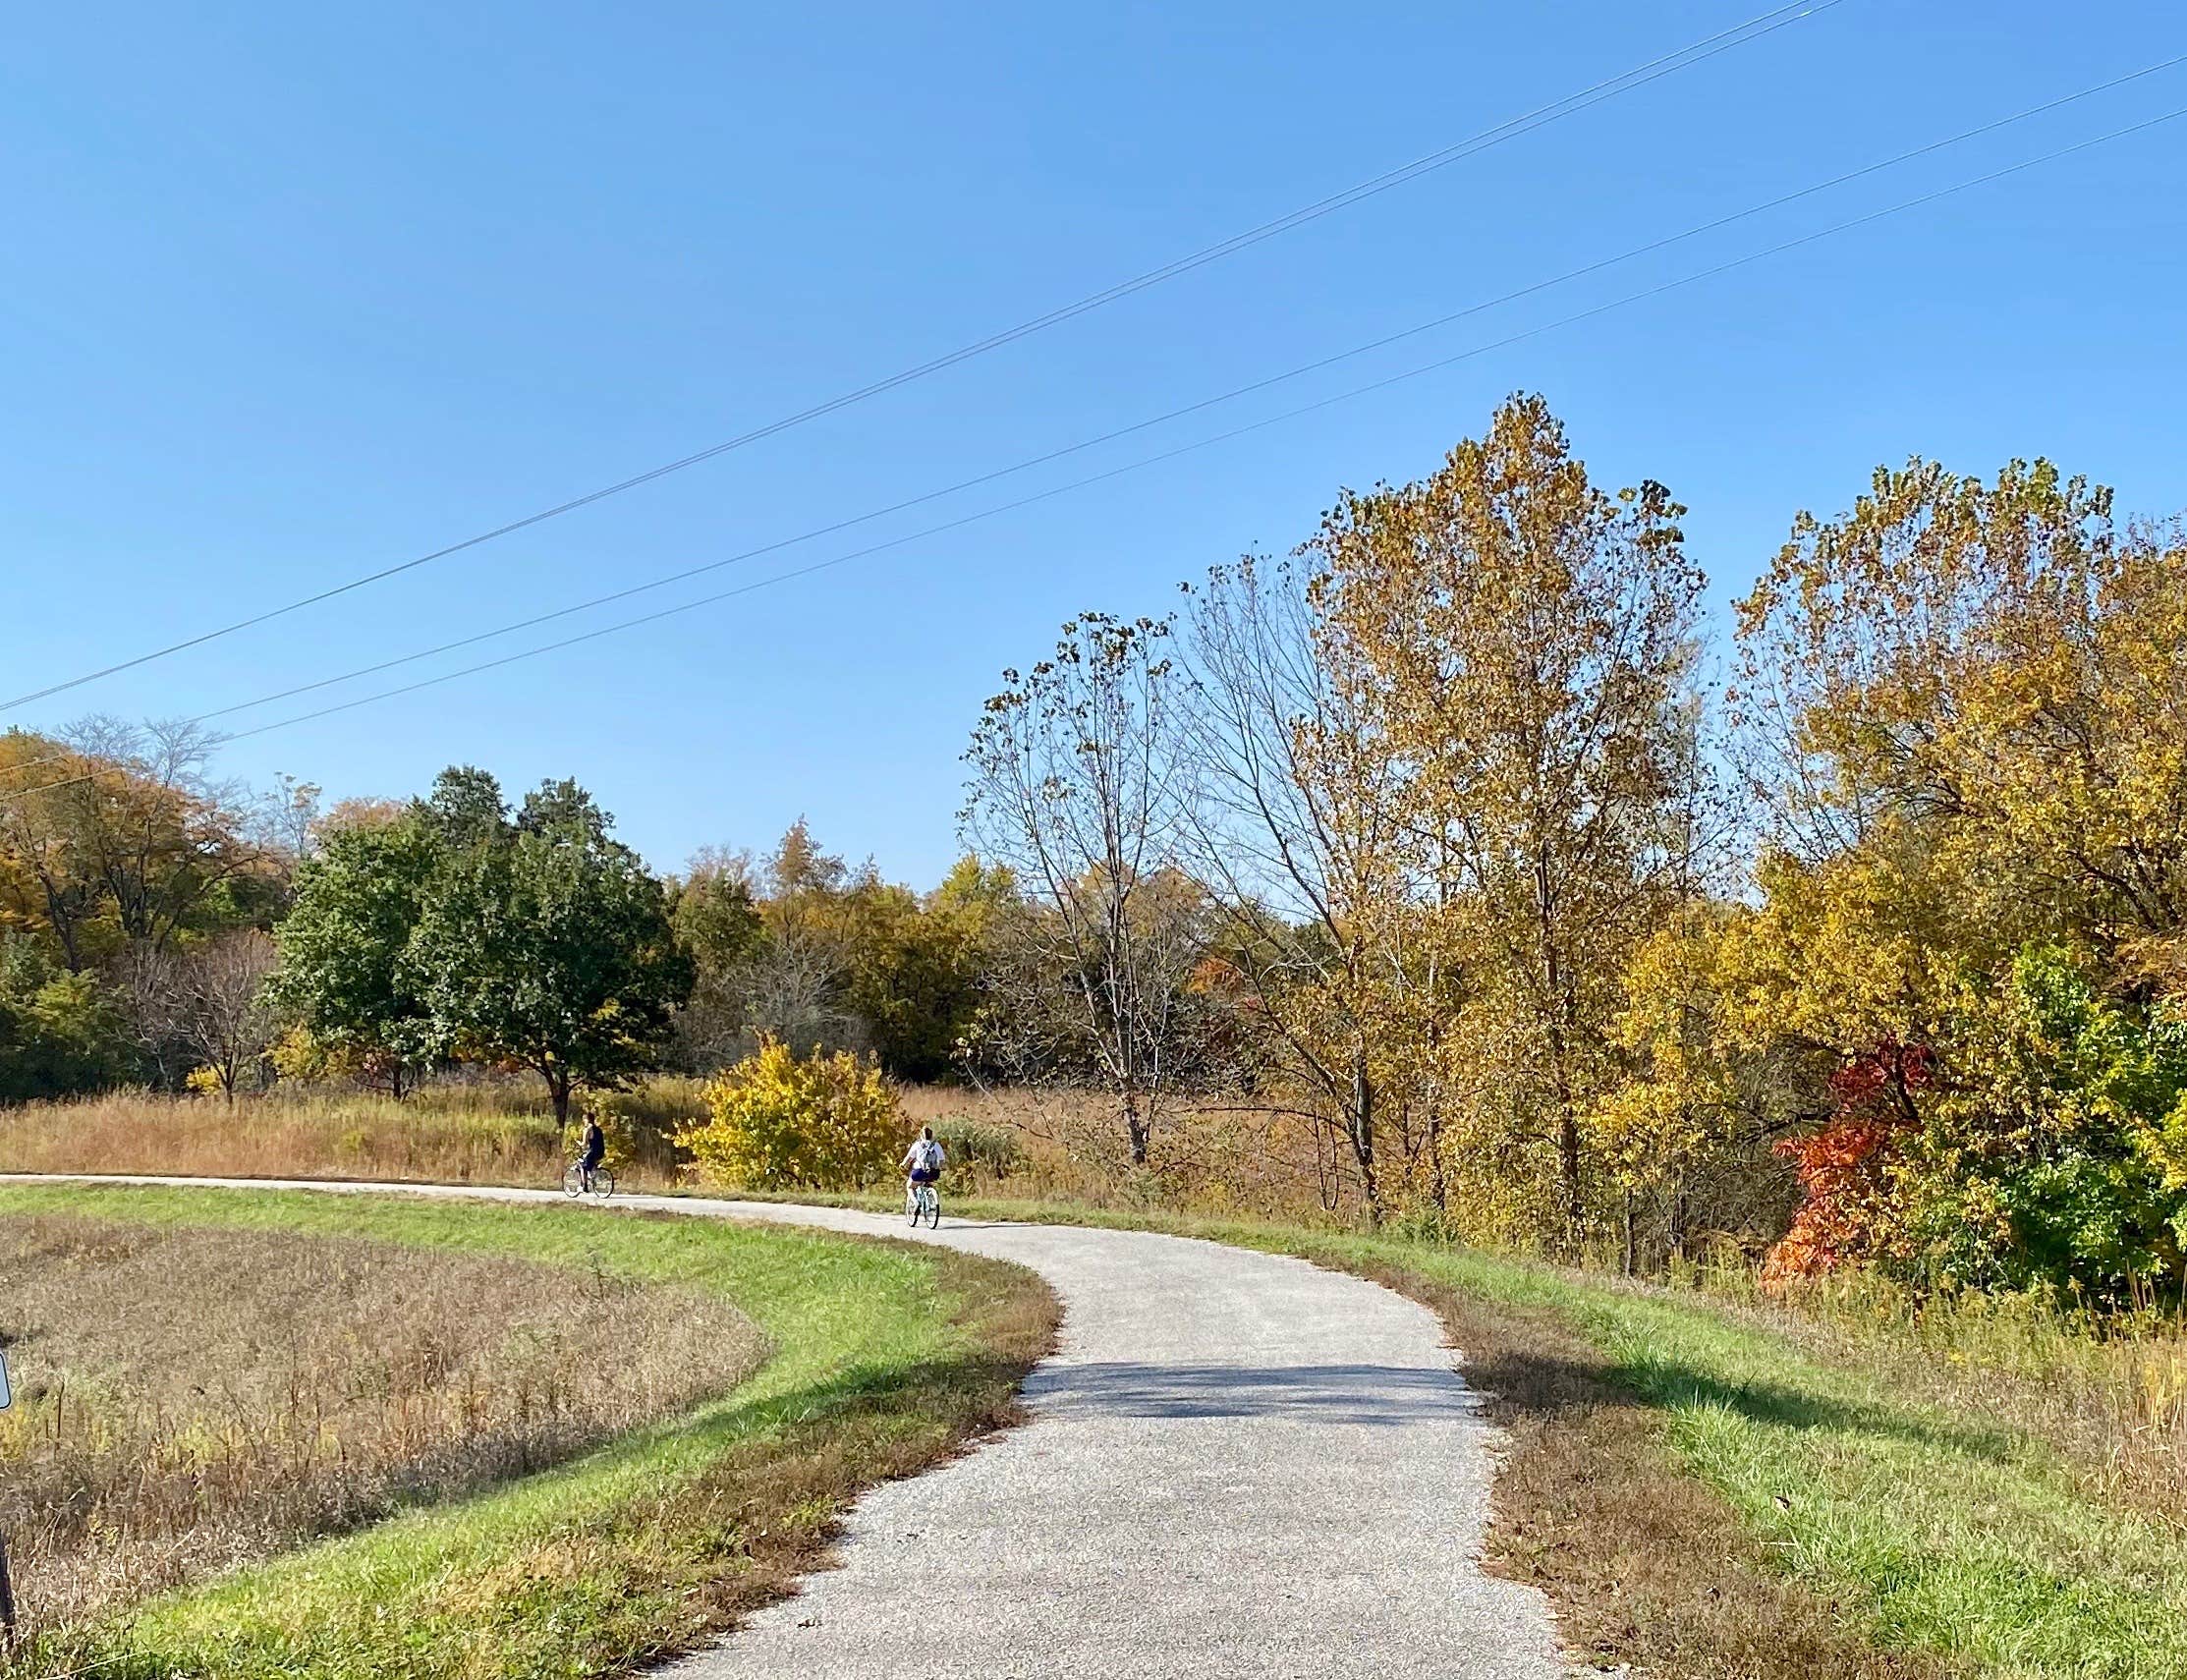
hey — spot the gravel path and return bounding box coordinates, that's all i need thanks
[7,1177,1562,1679]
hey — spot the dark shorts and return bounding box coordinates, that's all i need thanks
[909,1167,939,1185]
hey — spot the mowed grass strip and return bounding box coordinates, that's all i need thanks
[0,1185,1057,1680]
[731,1188,2184,1680]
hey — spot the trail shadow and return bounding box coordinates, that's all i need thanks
[1623,1362,2022,1462]
[1455,1343,2018,1464]
[1030,1360,1481,1425]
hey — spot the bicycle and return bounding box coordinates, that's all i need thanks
[562,1159,616,1200]
[905,1177,940,1229]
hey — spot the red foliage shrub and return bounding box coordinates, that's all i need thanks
[1762,1040,1932,1287]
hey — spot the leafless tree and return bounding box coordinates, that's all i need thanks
[1179,553,1448,1221]
[961,613,1206,1165]
[172,929,283,1102]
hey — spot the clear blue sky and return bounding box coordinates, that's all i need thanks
[5,3,2183,882]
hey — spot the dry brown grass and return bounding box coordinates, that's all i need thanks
[898,1084,1338,1217]
[0,1211,765,1626]
[0,1080,720,1191]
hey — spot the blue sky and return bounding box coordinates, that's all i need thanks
[5,2,2184,882]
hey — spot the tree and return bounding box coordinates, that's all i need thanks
[1313,395,1709,1245]
[962,613,1206,1164]
[406,771,693,1122]
[1181,552,1436,1222]
[0,719,270,974]
[1728,457,2187,1291]
[0,931,134,1102]
[271,811,442,1095]
[167,928,282,1102]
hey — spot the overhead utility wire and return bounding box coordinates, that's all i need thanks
[0,0,1844,711]
[169,104,2187,757]
[2,44,2175,796]
[2,95,2180,804]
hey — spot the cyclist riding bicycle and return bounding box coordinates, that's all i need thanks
[901,1126,945,1194]
[577,1113,606,1191]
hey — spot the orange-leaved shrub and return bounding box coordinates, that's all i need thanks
[678,1037,900,1190]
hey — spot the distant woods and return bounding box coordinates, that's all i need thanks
[8,391,2187,1303]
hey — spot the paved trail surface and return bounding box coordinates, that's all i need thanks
[11,1176,1561,1679]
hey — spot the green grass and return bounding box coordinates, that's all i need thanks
[15,1175,2180,1677]
[0,1183,1053,1680]
[720,1185,2187,1679]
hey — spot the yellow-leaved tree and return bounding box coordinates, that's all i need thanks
[1311,394,1710,1248]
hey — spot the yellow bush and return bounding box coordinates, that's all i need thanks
[679,1039,901,1190]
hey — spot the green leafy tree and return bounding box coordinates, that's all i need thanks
[407,772,693,1122]
[0,931,135,1101]
[270,812,441,1095]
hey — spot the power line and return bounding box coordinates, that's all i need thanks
[0,1,1846,713]
[183,104,2187,757]
[6,99,2179,806]
[4,45,2177,786]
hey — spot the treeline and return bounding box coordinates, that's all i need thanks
[0,733,1009,1117]
[10,392,2185,1303]
[967,394,2187,1303]
[0,721,308,1100]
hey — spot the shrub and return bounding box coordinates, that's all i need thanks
[930,1115,1025,1179]
[679,1039,901,1190]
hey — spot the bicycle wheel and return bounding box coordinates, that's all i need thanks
[926,1188,941,1228]
[590,1166,616,1200]
[562,1162,586,1198]
[907,1185,922,1226]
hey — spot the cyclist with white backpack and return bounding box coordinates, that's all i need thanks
[901,1126,946,1225]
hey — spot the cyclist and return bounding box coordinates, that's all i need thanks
[901,1126,945,1201]
[577,1111,607,1192]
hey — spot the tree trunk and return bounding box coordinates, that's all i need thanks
[1557,1103,1583,1244]
[1121,1089,1149,1166]
[1352,1056,1380,1227]
[546,1067,572,1126]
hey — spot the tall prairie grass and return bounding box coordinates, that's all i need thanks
[1713,1263,2187,1526]
[0,1207,765,1628]
[0,1079,716,1190]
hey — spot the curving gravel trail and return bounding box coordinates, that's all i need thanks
[5,1177,1562,1679]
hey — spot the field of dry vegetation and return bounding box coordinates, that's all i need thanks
[0,1209,765,1627]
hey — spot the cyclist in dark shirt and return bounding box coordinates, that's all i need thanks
[579,1114,606,1190]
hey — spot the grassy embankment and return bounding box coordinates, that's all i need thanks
[0,1183,1055,1680]
[3,1211,765,1627]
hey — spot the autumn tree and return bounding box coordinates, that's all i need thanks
[1314,394,1710,1246]
[0,719,270,974]
[1730,458,2187,1292]
[962,613,1207,1164]
[1181,551,1438,1222]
